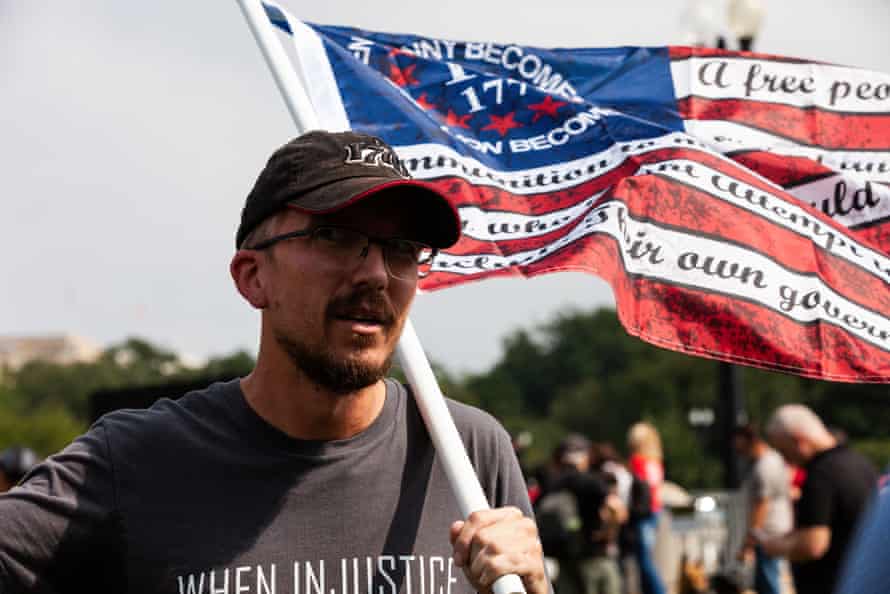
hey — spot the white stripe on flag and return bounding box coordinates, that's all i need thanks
[671,56,890,114]
[266,3,351,130]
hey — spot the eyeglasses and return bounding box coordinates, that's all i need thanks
[246,225,437,281]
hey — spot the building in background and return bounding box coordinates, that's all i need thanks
[0,334,101,373]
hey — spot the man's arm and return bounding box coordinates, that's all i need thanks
[759,525,831,561]
[749,497,769,532]
[738,496,769,559]
[0,423,119,592]
[603,492,628,526]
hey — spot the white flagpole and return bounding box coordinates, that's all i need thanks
[234,2,526,593]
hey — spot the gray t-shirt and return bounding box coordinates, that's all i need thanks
[746,448,793,536]
[0,379,531,594]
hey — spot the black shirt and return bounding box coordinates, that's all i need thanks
[555,469,611,557]
[792,444,878,594]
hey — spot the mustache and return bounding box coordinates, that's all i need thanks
[327,288,396,324]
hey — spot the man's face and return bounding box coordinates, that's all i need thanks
[255,195,419,393]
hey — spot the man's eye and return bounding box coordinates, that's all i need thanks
[388,239,420,256]
[314,227,351,243]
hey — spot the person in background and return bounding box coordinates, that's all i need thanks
[732,424,792,594]
[593,443,633,512]
[626,422,666,594]
[760,404,877,594]
[0,447,40,493]
[534,441,571,505]
[538,434,625,594]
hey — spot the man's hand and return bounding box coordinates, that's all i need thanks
[449,506,548,594]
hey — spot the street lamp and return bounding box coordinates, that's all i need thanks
[728,0,765,50]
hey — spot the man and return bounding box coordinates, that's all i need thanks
[0,131,548,594]
[537,435,625,594]
[732,425,792,594]
[759,404,877,594]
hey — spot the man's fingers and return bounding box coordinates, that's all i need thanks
[452,510,546,594]
[451,507,524,567]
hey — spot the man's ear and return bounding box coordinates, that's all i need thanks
[230,250,270,309]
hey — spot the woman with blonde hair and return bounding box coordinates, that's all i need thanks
[626,422,666,594]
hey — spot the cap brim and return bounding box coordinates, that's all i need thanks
[287,177,461,249]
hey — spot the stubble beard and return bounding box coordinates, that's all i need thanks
[274,287,399,395]
[275,330,393,395]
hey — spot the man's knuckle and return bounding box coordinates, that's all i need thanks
[468,510,485,524]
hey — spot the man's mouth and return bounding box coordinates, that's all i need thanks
[328,290,396,335]
[332,309,393,333]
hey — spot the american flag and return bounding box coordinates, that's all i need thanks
[264,2,890,383]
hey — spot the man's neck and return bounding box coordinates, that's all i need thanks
[240,350,387,441]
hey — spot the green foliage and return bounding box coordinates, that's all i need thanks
[0,338,256,457]
[850,438,890,471]
[0,403,82,456]
[4,309,890,487]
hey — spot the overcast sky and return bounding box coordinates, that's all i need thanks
[3,1,889,374]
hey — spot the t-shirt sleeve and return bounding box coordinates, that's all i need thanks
[796,465,833,528]
[491,421,534,517]
[0,421,122,593]
[447,399,533,517]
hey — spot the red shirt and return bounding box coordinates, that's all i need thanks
[629,453,664,513]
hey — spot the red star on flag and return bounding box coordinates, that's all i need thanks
[388,62,418,87]
[387,48,419,87]
[415,93,436,110]
[482,112,522,137]
[528,95,568,122]
[444,109,472,129]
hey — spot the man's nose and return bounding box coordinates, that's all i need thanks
[353,241,389,286]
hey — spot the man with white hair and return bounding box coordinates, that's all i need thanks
[759,404,877,594]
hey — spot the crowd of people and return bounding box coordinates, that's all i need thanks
[521,404,883,594]
[526,422,668,594]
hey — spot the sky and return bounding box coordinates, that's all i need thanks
[3,0,890,375]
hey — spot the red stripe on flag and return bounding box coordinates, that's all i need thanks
[668,47,810,64]
[677,97,890,150]
[625,280,890,381]
[730,151,834,187]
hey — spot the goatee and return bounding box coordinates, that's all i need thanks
[275,287,397,394]
[275,332,393,394]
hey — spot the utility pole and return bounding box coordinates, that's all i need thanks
[685,0,765,488]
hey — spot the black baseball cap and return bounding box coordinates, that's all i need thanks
[236,130,462,249]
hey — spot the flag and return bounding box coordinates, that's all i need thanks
[263,2,890,382]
